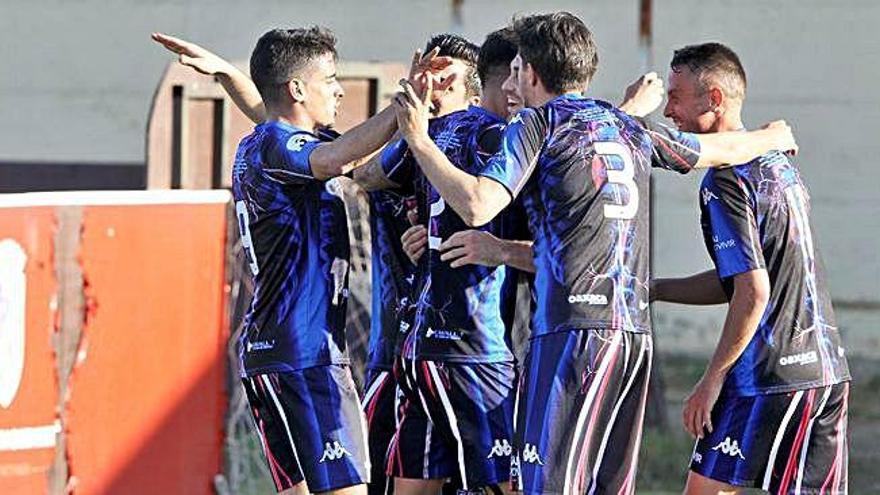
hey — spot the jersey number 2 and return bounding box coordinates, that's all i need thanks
[428,197,445,250]
[596,141,639,220]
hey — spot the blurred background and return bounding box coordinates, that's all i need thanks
[0,0,877,493]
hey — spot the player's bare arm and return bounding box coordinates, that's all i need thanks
[393,79,511,226]
[682,268,770,439]
[693,120,798,168]
[651,270,727,305]
[152,32,266,123]
[439,231,535,272]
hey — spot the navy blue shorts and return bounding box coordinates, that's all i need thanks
[691,382,849,494]
[363,368,397,495]
[513,329,653,495]
[387,357,516,492]
[242,364,369,493]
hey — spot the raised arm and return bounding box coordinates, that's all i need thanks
[651,269,727,305]
[619,72,665,118]
[152,33,265,123]
[308,106,398,180]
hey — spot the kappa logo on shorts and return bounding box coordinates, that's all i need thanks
[521,443,545,465]
[711,436,746,460]
[487,439,513,459]
[692,452,703,464]
[318,440,352,463]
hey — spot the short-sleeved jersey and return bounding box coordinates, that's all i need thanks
[480,94,701,336]
[232,121,351,376]
[384,106,529,363]
[367,189,416,371]
[699,151,850,396]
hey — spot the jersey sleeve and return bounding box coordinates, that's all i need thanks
[379,138,416,193]
[479,108,548,198]
[262,131,324,184]
[637,117,701,174]
[705,169,765,280]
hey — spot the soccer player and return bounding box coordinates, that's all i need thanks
[390,12,800,494]
[154,28,451,495]
[651,43,850,495]
[359,34,487,495]
[368,32,533,495]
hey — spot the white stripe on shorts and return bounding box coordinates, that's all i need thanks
[795,386,832,495]
[587,333,645,495]
[427,361,469,490]
[762,389,805,490]
[260,375,304,472]
[563,330,623,495]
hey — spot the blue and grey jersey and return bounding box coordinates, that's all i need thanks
[480,94,701,336]
[367,189,416,371]
[384,106,529,363]
[233,121,350,375]
[699,151,850,396]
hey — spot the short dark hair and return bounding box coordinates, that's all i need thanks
[425,33,480,97]
[477,28,517,88]
[250,27,337,107]
[670,42,747,101]
[512,12,598,94]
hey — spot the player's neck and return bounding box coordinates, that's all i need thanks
[712,113,745,133]
[266,106,319,134]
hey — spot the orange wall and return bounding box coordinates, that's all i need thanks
[0,192,231,495]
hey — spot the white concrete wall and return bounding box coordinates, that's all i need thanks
[2,0,878,353]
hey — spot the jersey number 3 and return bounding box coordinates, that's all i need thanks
[235,200,260,276]
[596,141,639,220]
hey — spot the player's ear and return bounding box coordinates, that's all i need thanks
[708,87,724,113]
[288,79,307,103]
[524,62,540,89]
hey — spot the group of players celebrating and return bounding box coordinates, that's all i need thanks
[154,10,850,495]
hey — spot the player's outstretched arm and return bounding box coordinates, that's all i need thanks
[392,79,514,227]
[439,231,535,272]
[682,268,770,439]
[694,120,798,168]
[152,33,266,124]
[311,48,455,181]
[651,270,727,305]
[619,72,664,118]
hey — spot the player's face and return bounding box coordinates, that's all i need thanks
[480,71,509,119]
[502,54,526,115]
[431,59,476,117]
[298,52,345,128]
[664,66,714,133]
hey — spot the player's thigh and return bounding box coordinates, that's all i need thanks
[417,360,517,489]
[394,477,446,495]
[514,329,648,493]
[281,365,370,492]
[683,470,743,495]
